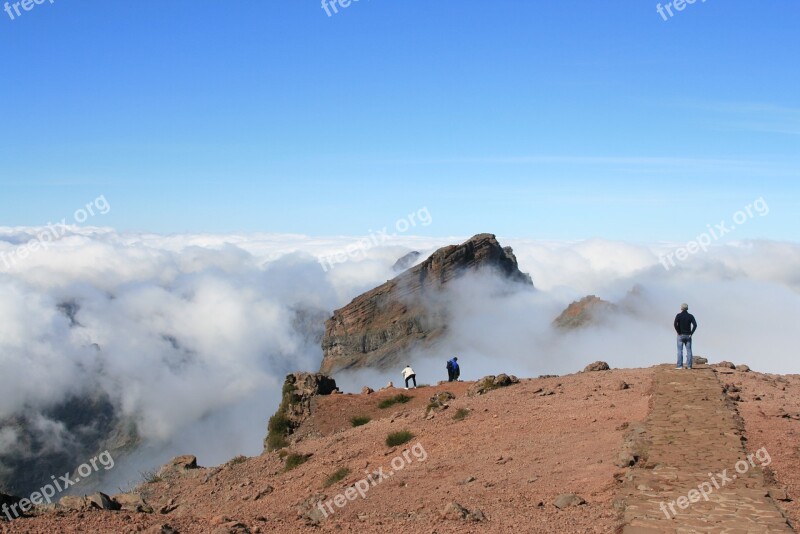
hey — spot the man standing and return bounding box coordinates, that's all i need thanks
[402,365,417,390]
[674,303,697,369]
[446,357,460,382]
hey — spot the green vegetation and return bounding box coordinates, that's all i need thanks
[266,411,291,451]
[350,415,371,427]
[453,408,470,421]
[324,467,351,487]
[282,380,296,397]
[284,453,311,471]
[228,455,247,466]
[378,394,413,409]
[386,430,415,447]
[266,379,298,451]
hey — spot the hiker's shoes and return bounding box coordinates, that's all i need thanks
[675,367,683,370]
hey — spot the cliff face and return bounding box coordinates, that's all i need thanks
[320,234,533,375]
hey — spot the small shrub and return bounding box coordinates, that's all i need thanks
[284,453,311,471]
[386,430,414,447]
[324,467,351,487]
[278,449,289,459]
[350,415,371,427]
[378,394,413,409]
[228,455,247,466]
[453,408,470,421]
[140,469,162,484]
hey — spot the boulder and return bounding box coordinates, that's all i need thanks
[441,502,487,521]
[583,361,610,372]
[738,364,751,372]
[112,492,153,513]
[715,361,736,369]
[467,374,520,397]
[554,493,586,509]
[157,455,199,478]
[88,492,121,511]
[58,495,88,511]
[361,386,374,395]
[693,356,708,365]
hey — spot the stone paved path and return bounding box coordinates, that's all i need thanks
[618,365,793,533]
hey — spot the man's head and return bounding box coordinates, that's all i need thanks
[453,357,458,361]
[681,303,689,311]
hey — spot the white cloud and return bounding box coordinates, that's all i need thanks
[1,227,799,490]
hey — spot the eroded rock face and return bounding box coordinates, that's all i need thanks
[321,234,533,374]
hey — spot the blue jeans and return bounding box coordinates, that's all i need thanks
[677,335,693,368]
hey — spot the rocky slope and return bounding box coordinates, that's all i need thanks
[320,234,533,374]
[6,359,798,533]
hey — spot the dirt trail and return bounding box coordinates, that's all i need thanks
[618,365,793,533]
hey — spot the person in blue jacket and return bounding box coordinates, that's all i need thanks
[446,357,460,382]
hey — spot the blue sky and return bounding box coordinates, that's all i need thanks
[1,1,798,242]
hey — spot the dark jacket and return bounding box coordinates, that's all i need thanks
[674,311,697,336]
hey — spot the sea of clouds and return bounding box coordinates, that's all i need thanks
[1,226,799,490]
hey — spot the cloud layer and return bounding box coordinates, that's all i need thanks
[1,227,799,491]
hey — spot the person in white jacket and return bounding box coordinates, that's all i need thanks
[401,365,417,390]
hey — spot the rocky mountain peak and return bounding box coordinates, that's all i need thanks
[320,234,533,375]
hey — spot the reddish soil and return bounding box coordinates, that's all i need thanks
[1,369,652,533]
[5,363,798,533]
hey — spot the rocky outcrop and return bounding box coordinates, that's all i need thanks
[554,295,617,330]
[157,455,199,479]
[321,234,533,374]
[264,373,338,451]
[466,374,520,397]
[583,361,611,372]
